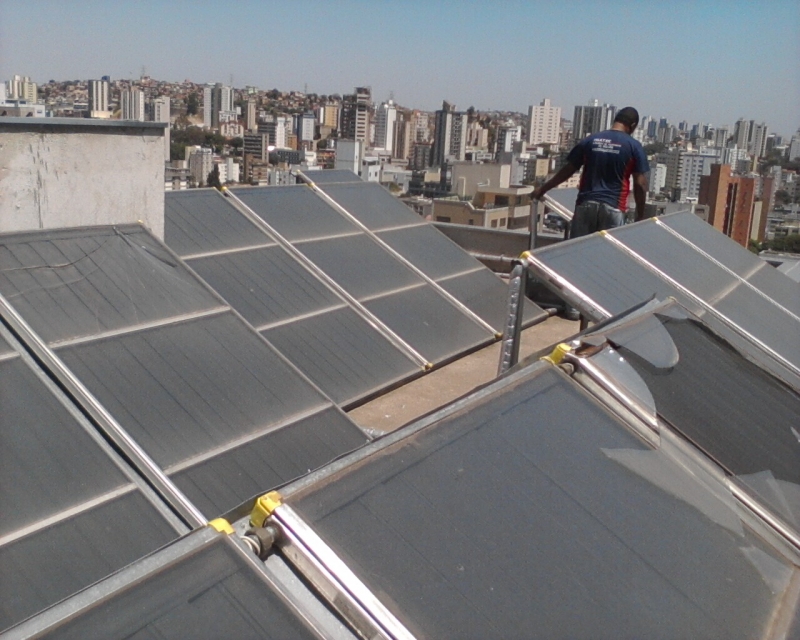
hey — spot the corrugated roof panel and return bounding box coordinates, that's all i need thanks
[288,365,800,639]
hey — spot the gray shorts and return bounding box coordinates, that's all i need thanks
[570,200,625,239]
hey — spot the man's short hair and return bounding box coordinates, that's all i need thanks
[614,107,639,129]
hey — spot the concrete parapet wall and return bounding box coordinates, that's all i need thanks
[0,119,166,239]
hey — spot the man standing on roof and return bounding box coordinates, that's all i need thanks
[532,106,649,237]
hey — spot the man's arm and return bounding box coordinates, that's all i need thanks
[632,172,648,221]
[531,162,578,200]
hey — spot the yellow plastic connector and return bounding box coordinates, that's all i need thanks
[220,186,228,192]
[424,362,434,371]
[520,250,532,261]
[599,230,608,236]
[251,491,283,527]
[208,518,235,535]
[541,342,572,365]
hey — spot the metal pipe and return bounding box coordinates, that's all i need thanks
[563,351,659,433]
[223,187,430,369]
[541,194,574,221]
[524,253,612,321]
[272,504,416,640]
[0,291,207,529]
[497,261,528,375]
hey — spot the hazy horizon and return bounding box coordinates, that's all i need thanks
[1,0,798,136]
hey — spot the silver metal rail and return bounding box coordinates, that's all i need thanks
[272,503,417,640]
[0,291,207,529]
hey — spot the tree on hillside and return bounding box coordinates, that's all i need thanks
[186,92,199,116]
[207,165,222,190]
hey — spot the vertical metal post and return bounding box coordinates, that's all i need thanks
[497,258,529,375]
[529,199,539,251]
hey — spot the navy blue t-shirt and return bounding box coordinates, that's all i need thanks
[567,129,649,210]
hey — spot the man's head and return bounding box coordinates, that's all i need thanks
[614,107,639,133]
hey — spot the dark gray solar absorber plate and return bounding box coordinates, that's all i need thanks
[164,191,420,406]
[304,169,363,184]
[531,232,800,388]
[261,306,422,405]
[323,182,548,329]
[609,221,800,373]
[0,227,220,344]
[600,313,800,523]
[290,365,799,639]
[233,186,497,362]
[233,185,357,242]
[319,181,423,231]
[8,529,333,640]
[165,189,270,257]
[55,311,366,516]
[0,226,368,517]
[187,247,343,329]
[0,354,178,632]
[659,212,800,315]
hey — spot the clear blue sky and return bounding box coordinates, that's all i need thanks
[2,0,798,136]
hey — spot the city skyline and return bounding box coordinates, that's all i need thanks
[1,0,798,136]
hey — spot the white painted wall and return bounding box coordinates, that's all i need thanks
[0,119,166,238]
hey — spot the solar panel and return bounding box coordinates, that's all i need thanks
[579,301,800,534]
[529,218,800,380]
[658,212,800,315]
[0,226,368,518]
[6,527,355,640]
[303,169,364,184]
[165,190,421,405]
[0,329,181,632]
[317,181,548,329]
[318,181,423,231]
[165,188,269,257]
[261,306,424,405]
[283,363,800,639]
[230,186,500,361]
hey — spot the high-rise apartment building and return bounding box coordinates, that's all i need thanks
[258,116,290,148]
[393,113,413,161]
[714,126,730,148]
[789,131,800,161]
[152,96,170,160]
[431,101,468,167]
[203,83,233,129]
[412,111,431,143]
[678,150,719,200]
[749,122,769,158]
[374,100,397,152]
[295,112,316,148]
[698,164,758,247]
[121,88,145,121]
[246,99,257,132]
[88,79,110,117]
[496,122,522,155]
[733,119,752,151]
[7,75,37,102]
[527,98,561,145]
[340,87,371,142]
[572,100,615,141]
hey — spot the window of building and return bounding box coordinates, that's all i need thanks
[491,219,498,228]
[500,218,507,227]
[436,216,451,223]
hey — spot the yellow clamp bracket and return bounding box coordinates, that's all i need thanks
[424,362,434,371]
[541,342,572,365]
[599,230,608,236]
[519,250,532,261]
[251,491,283,527]
[208,518,235,535]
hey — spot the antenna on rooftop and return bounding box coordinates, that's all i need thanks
[389,90,394,101]
[141,66,146,79]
